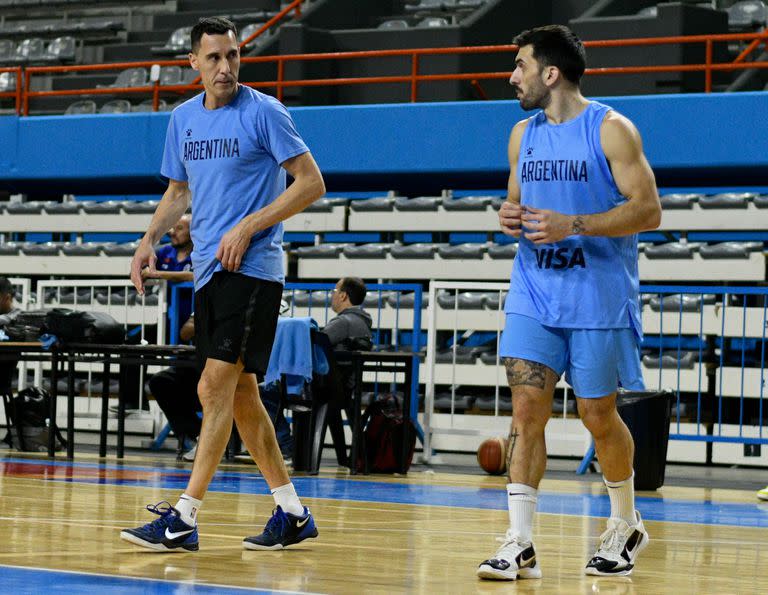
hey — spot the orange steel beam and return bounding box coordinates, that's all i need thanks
[733,27,768,64]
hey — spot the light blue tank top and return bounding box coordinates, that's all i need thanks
[505,101,642,337]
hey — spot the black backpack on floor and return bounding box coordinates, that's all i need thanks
[355,393,416,474]
[3,387,66,452]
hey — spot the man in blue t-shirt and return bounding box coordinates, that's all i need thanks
[477,26,661,582]
[123,16,325,554]
[155,214,193,275]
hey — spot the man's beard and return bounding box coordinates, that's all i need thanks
[519,87,550,111]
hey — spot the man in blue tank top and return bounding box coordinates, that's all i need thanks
[122,17,325,553]
[477,26,661,582]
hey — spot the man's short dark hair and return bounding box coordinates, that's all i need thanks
[191,17,237,53]
[513,25,586,85]
[340,277,367,306]
[0,276,12,297]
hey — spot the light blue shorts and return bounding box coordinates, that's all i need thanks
[499,313,645,398]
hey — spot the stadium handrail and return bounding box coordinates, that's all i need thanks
[13,30,768,115]
[0,67,22,115]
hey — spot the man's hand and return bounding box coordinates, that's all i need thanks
[521,206,577,245]
[216,221,251,272]
[498,201,523,237]
[130,241,157,295]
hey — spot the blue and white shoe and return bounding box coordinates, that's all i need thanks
[242,505,318,550]
[120,501,199,552]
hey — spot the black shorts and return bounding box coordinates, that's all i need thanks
[194,271,283,377]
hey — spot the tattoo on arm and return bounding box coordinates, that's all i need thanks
[504,358,549,389]
[572,215,585,235]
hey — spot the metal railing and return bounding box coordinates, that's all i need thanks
[5,30,768,115]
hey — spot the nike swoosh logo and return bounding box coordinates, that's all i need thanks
[165,528,194,540]
[296,516,309,528]
[519,553,535,567]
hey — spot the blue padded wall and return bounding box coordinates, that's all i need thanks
[0,92,766,194]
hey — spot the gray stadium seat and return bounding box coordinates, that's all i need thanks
[0,242,21,255]
[648,294,716,312]
[378,20,409,29]
[437,243,485,259]
[44,36,76,62]
[485,291,507,310]
[350,197,395,212]
[0,71,16,92]
[65,99,96,115]
[436,346,479,364]
[82,200,122,214]
[121,200,159,214]
[105,67,148,89]
[643,351,698,369]
[44,202,80,214]
[699,192,754,209]
[643,242,695,259]
[291,291,330,308]
[12,38,45,63]
[490,197,505,210]
[442,195,491,211]
[386,291,430,309]
[391,243,437,258]
[304,198,342,213]
[394,196,441,211]
[61,242,103,256]
[159,65,182,86]
[699,242,751,259]
[22,242,62,256]
[434,393,475,412]
[5,201,47,214]
[660,193,699,209]
[755,195,768,208]
[488,243,518,259]
[728,0,768,30]
[637,6,658,17]
[151,26,192,55]
[475,395,512,412]
[0,40,15,62]
[133,99,169,112]
[437,290,492,309]
[363,291,393,308]
[102,242,139,256]
[418,17,451,27]
[99,99,131,114]
[58,288,96,304]
[343,243,391,258]
[479,351,500,365]
[95,289,135,305]
[240,22,269,49]
[293,244,344,258]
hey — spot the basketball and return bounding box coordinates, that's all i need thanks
[477,436,507,475]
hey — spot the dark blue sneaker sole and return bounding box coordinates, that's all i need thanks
[242,527,318,551]
[120,530,199,552]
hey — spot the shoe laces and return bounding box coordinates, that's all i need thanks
[493,529,529,558]
[143,501,178,530]
[597,518,629,555]
[263,507,287,538]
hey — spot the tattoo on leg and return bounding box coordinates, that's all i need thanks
[506,427,519,472]
[504,358,549,389]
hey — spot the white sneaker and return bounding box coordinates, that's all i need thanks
[585,511,649,576]
[477,530,542,581]
[182,444,197,462]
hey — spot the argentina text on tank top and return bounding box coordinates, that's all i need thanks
[504,101,642,337]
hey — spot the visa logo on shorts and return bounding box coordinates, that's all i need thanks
[534,247,586,269]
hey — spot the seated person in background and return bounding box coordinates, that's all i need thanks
[148,314,202,461]
[143,213,193,282]
[0,277,21,332]
[323,277,373,351]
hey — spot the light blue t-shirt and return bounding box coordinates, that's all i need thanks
[161,85,309,290]
[505,101,642,338]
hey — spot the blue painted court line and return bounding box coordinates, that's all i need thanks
[0,565,294,595]
[4,456,768,528]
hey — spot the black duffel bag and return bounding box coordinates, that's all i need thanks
[44,308,125,344]
[4,309,48,341]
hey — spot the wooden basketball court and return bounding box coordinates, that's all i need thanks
[1,452,766,593]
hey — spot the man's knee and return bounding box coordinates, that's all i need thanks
[511,392,551,433]
[578,397,618,437]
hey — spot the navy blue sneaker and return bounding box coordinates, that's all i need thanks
[243,506,318,550]
[120,501,199,552]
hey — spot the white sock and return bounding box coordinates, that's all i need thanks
[507,483,537,543]
[175,493,202,526]
[604,473,636,525]
[272,483,304,516]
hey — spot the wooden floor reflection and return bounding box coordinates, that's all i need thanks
[1,453,766,594]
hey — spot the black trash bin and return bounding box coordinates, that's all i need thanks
[617,390,672,490]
